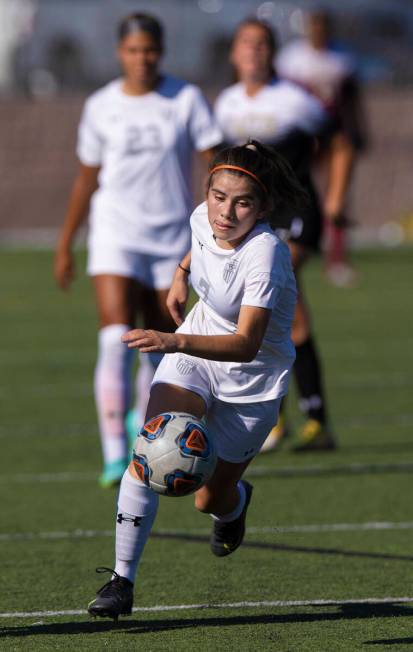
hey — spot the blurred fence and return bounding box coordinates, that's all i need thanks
[0,86,412,248]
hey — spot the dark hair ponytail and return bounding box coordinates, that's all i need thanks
[118,13,163,51]
[208,140,309,229]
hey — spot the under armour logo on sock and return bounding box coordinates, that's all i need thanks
[117,513,142,527]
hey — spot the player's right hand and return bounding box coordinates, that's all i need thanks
[54,248,75,290]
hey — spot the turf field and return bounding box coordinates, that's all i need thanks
[1,247,412,651]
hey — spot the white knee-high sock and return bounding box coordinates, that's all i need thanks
[135,351,164,421]
[115,468,159,583]
[94,324,133,465]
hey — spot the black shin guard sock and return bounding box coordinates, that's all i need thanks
[294,337,327,424]
[278,396,286,420]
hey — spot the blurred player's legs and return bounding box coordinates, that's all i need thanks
[126,282,177,450]
[95,323,133,487]
[92,255,179,486]
[261,240,336,453]
[293,335,335,452]
[291,268,335,452]
[93,274,140,487]
[324,220,358,288]
[126,351,163,452]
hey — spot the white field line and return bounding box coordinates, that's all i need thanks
[1,520,413,543]
[1,460,413,485]
[1,596,413,619]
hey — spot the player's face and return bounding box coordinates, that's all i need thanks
[117,31,162,86]
[207,171,264,249]
[231,24,273,83]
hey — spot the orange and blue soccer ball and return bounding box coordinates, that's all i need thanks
[132,412,217,497]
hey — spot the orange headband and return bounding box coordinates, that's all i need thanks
[209,164,268,194]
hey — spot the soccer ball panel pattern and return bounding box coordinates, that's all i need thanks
[134,412,216,497]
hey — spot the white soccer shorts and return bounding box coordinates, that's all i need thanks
[152,352,282,463]
[87,244,181,290]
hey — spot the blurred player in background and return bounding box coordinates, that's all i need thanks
[277,7,368,287]
[215,17,353,451]
[54,13,222,487]
[87,141,303,620]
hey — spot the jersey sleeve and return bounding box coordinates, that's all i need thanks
[76,97,104,166]
[241,240,287,310]
[188,86,223,152]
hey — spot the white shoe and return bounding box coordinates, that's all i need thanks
[326,263,359,288]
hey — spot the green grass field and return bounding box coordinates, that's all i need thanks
[1,247,413,651]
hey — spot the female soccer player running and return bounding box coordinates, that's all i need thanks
[54,13,222,487]
[214,18,352,451]
[87,141,304,620]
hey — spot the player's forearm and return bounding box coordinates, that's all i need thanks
[176,332,258,363]
[178,251,192,273]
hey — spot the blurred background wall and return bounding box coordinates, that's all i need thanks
[1,0,412,247]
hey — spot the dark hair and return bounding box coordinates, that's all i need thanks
[118,13,163,51]
[207,141,309,229]
[232,17,278,57]
[308,7,332,27]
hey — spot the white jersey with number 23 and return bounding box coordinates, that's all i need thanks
[77,76,222,257]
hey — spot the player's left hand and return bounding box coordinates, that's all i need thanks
[121,329,178,354]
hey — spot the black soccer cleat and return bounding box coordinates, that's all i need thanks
[210,480,253,557]
[87,567,134,621]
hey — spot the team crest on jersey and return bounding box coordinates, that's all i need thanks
[223,259,238,283]
[176,357,197,376]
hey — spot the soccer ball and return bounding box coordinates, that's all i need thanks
[131,412,217,497]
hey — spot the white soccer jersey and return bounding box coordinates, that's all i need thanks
[276,40,355,110]
[176,202,297,403]
[214,78,326,146]
[77,76,222,256]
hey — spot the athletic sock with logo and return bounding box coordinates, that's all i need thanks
[114,468,159,583]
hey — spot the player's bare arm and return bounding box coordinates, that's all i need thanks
[54,163,100,290]
[323,132,355,223]
[166,251,192,326]
[122,304,271,363]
